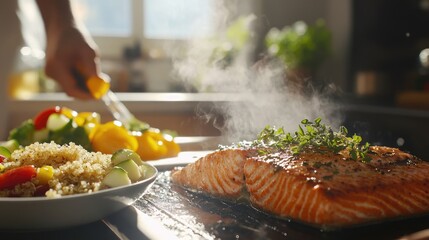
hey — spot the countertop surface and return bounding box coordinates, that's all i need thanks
[10,92,429,117]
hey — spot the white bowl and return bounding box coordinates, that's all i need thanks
[0,164,158,230]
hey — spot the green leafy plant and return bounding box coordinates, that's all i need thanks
[265,19,331,71]
[254,118,371,163]
[209,15,255,68]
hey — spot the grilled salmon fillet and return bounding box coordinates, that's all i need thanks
[170,149,252,198]
[171,146,429,229]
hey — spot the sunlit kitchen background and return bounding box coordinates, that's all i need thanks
[5,0,429,158]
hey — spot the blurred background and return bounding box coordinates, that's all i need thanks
[8,0,351,96]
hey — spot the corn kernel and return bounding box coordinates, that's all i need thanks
[37,165,54,185]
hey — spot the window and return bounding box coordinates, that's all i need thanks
[144,0,212,39]
[70,0,257,92]
[72,0,132,37]
[72,0,213,57]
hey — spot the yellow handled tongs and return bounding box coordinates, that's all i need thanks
[85,73,149,131]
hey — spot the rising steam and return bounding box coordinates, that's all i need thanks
[170,1,342,143]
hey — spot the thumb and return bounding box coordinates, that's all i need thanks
[76,50,101,78]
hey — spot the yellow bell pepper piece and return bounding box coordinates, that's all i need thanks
[133,128,167,160]
[91,121,138,154]
[162,133,181,158]
[75,112,101,126]
[61,107,78,119]
[86,74,110,99]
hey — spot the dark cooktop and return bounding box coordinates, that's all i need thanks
[134,172,429,240]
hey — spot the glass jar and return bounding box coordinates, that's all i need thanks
[7,46,45,99]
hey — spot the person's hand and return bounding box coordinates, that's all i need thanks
[44,25,100,99]
[36,0,102,100]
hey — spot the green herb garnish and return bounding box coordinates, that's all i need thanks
[254,118,371,162]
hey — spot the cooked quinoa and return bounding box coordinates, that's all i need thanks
[0,142,113,198]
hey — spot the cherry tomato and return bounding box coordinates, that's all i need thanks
[34,106,62,130]
[34,184,50,197]
[0,165,37,190]
[0,155,6,163]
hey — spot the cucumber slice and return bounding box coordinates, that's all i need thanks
[116,159,141,181]
[111,149,143,166]
[0,146,11,159]
[102,166,131,188]
[139,163,156,179]
[0,139,19,153]
[46,113,70,131]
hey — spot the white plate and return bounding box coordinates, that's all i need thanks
[148,151,213,171]
[0,164,158,231]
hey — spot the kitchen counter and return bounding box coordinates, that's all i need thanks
[9,92,244,112]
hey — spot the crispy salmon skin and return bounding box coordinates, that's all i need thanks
[171,146,429,229]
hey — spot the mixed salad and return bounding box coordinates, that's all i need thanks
[7,106,180,160]
[0,106,177,196]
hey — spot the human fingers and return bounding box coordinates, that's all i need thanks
[75,44,101,79]
[45,62,93,100]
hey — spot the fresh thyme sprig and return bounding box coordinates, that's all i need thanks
[255,118,371,162]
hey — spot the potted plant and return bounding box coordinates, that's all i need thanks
[265,19,331,88]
